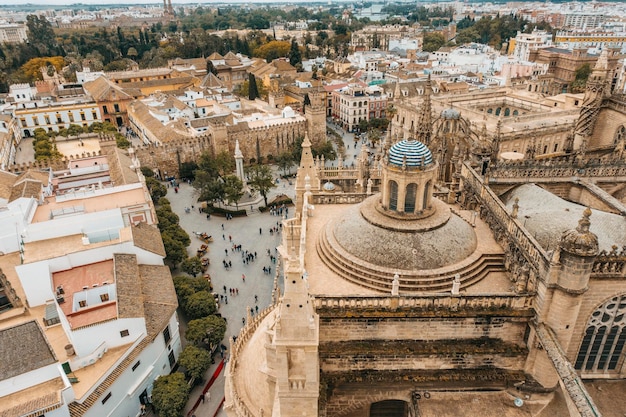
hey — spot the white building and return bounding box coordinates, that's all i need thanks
[511,30,553,62]
[0,149,180,417]
[0,23,27,43]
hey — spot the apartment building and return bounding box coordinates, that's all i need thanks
[0,147,179,417]
[331,84,388,132]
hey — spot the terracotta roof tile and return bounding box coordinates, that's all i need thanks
[114,253,144,319]
[131,222,166,257]
[139,264,178,338]
[0,321,56,380]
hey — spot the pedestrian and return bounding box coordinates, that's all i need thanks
[228,260,232,268]
[229,235,232,242]
[242,274,246,282]
[225,249,228,256]
[242,317,245,325]
[236,288,239,295]
[207,214,210,220]
[254,294,258,303]
[200,393,205,403]
[225,296,228,304]
[222,234,225,240]
[255,305,259,313]
[222,223,224,230]
[223,285,227,294]
[259,228,262,235]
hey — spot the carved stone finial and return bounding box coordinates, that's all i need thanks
[391,273,400,296]
[559,207,599,256]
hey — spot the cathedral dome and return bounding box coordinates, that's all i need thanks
[388,139,433,168]
[441,108,461,120]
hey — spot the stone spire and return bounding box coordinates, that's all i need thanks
[415,75,432,145]
[573,50,611,149]
[295,133,319,218]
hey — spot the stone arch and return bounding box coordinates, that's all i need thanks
[495,107,502,116]
[389,180,398,211]
[370,400,409,417]
[513,110,519,116]
[487,108,493,114]
[504,108,511,117]
[574,293,626,373]
[405,183,417,213]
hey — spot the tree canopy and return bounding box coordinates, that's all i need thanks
[178,344,213,381]
[186,315,227,349]
[151,373,189,417]
[246,164,275,206]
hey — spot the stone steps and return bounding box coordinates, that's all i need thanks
[316,226,506,293]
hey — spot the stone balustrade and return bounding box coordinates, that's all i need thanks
[534,324,601,417]
[312,293,533,312]
[490,159,626,181]
[462,163,551,275]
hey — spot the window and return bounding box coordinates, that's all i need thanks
[69,113,74,122]
[389,181,398,211]
[163,325,171,344]
[78,300,87,308]
[168,350,176,367]
[100,293,109,302]
[92,111,97,119]
[405,183,417,213]
[44,116,50,124]
[103,105,108,114]
[80,113,86,121]
[120,329,129,337]
[102,392,112,404]
[132,360,141,371]
[56,115,62,123]
[114,104,120,112]
[575,294,626,373]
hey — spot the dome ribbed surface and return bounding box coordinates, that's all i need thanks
[442,108,461,119]
[388,139,433,168]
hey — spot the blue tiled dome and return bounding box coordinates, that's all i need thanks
[388,139,433,168]
[442,108,461,120]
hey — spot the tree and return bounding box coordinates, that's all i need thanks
[194,171,225,205]
[248,73,259,101]
[186,315,227,349]
[181,256,204,277]
[140,166,155,178]
[18,56,65,83]
[179,161,198,181]
[26,15,59,56]
[275,151,295,175]
[161,232,187,267]
[223,175,244,209]
[422,32,446,52]
[253,40,290,60]
[145,177,167,202]
[289,39,302,67]
[184,290,217,319]
[178,345,212,381]
[151,373,189,417]
[571,63,592,93]
[246,164,275,206]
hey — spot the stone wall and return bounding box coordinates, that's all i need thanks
[319,316,528,345]
[132,135,213,178]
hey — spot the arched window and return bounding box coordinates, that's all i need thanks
[513,110,519,116]
[614,125,625,147]
[504,108,511,116]
[575,294,626,373]
[405,183,417,213]
[389,180,398,211]
[487,108,493,114]
[495,107,502,116]
[423,180,431,211]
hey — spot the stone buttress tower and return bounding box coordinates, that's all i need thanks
[546,208,599,351]
[526,208,599,389]
[415,75,433,146]
[573,50,611,150]
[304,91,326,145]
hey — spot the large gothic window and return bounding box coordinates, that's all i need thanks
[614,125,625,148]
[405,183,417,213]
[389,181,398,211]
[575,294,626,373]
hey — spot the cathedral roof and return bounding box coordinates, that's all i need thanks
[388,139,433,168]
